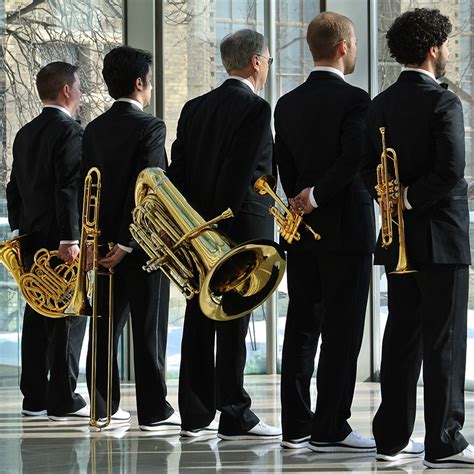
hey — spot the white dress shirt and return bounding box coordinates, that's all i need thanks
[226,76,256,94]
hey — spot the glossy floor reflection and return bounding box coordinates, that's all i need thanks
[1,376,474,473]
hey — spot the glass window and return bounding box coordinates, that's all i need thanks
[375,1,474,385]
[163,0,320,378]
[0,0,123,386]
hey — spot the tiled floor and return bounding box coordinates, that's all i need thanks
[1,376,473,473]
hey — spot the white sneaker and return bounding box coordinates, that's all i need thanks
[218,420,282,441]
[49,405,90,421]
[140,412,181,431]
[180,420,219,438]
[309,431,376,453]
[281,435,311,449]
[21,409,47,417]
[97,407,131,424]
[423,445,474,469]
[376,439,424,461]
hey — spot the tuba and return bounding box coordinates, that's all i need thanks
[375,127,416,274]
[254,175,321,244]
[130,167,286,321]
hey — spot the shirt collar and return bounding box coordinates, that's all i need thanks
[401,67,438,84]
[115,97,144,111]
[226,76,256,94]
[312,66,345,81]
[43,104,72,118]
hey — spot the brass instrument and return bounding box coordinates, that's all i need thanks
[375,127,416,274]
[130,167,286,321]
[0,168,113,429]
[81,168,114,430]
[254,175,321,244]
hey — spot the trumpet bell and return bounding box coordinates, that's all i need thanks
[201,240,286,321]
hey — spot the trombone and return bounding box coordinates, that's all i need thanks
[77,168,114,430]
[254,175,321,244]
[375,127,416,274]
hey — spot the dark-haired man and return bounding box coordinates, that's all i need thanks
[362,8,473,468]
[275,12,375,452]
[168,29,280,440]
[7,61,88,420]
[82,45,178,430]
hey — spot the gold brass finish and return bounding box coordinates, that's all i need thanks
[375,127,416,275]
[130,167,286,321]
[254,175,321,244]
[81,168,114,430]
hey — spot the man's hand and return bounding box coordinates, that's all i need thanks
[58,243,80,265]
[293,187,315,215]
[84,245,94,272]
[98,244,128,269]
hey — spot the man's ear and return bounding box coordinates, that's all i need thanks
[428,45,438,60]
[251,54,260,71]
[62,83,71,99]
[135,77,144,91]
[337,39,347,57]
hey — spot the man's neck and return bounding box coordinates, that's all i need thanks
[43,100,72,114]
[314,60,344,74]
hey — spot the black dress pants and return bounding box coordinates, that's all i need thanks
[86,252,173,425]
[20,252,87,415]
[280,248,371,441]
[373,264,469,462]
[178,297,259,434]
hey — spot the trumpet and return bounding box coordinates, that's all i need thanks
[375,127,416,274]
[254,175,321,244]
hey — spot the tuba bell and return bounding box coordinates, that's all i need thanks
[375,127,416,274]
[130,167,286,321]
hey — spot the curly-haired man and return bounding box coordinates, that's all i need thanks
[362,8,473,469]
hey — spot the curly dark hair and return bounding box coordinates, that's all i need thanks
[386,8,452,66]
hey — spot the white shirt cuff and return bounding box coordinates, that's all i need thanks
[403,186,412,210]
[60,240,79,244]
[11,229,19,238]
[117,243,133,253]
[309,187,318,209]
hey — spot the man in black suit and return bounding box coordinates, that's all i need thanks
[275,12,375,452]
[362,9,473,469]
[168,29,280,440]
[7,62,88,420]
[82,46,178,431]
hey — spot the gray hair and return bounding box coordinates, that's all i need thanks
[220,29,267,73]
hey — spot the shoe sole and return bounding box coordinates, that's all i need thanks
[49,415,90,421]
[140,423,181,432]
[423,460,474,469]
[281,437,311,449]
[180,429,218,438]
[309,443,376,453]
[218,433,281,441]
[21,411,47,417]
[377,452,424,461]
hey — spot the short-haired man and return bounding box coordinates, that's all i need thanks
[275,12,376,451]
[363,8,473,468]
[7,61,88,420]
[168,29,280,440]
[82,46,178,430]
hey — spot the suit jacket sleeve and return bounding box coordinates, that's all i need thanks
[313,91,370,206]
[406,92,465,210]
[54,122,83,241]
[213,99,272,215]
[274,102,298,198]
[6,143,21,232]
[359,107,380,200]
[117,118,167,246]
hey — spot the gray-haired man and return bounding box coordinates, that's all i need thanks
[168,29,280,440]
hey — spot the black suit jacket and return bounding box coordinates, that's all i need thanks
[7,107,82,251]
[82,101,167,248]
[168,79,274,243]
[274,71,375,255]
[362,71,470,267]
